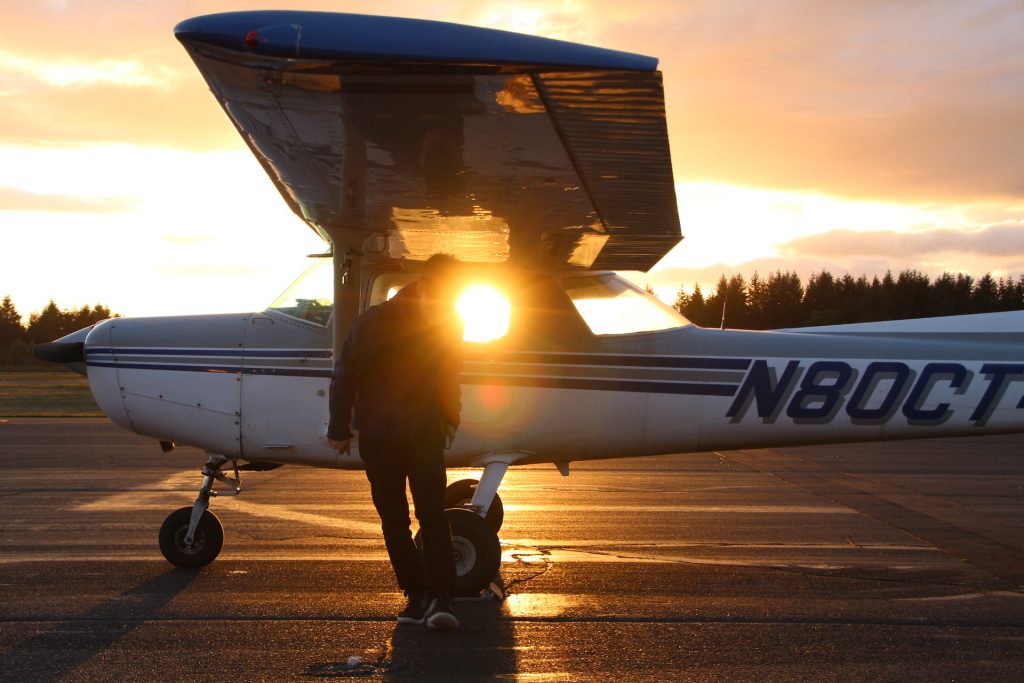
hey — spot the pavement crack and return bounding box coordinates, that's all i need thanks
[501,545,552,595]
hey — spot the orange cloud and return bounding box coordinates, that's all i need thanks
[782,223,1024,259]
[0,186,137,213]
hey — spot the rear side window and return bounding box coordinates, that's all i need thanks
[562,274,689,335]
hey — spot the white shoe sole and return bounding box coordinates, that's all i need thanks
[426,611,459,631]
[397,615,425,625]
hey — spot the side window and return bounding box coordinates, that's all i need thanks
[267,259,334,326]
[369,271,418,307]
[562,274,689,335]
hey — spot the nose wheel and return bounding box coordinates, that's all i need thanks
[158,454,239,568]
[159,506,224,568]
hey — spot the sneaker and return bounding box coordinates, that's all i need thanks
[425,593,460,632]
[397,592,427,625]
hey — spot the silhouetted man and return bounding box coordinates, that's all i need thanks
[327,253,462,631]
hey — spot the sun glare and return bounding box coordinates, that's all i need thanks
[457,284,511,343]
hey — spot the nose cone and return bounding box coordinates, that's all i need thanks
[32,326,91,375]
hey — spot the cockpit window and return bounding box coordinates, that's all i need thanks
[562,273,689,335]
[268,258,333,326]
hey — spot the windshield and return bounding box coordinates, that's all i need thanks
[268,258,333,326]
[562,273,689,335]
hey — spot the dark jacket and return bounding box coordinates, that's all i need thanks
[328,284,462,443]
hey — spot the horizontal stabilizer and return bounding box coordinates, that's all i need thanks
[789,310,1024,343]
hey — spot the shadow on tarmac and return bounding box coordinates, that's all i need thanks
[305,598,516,679]
[0,568,198,680]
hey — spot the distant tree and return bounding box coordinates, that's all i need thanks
[835,274,869,323]
[762,271,803,328]
[721,274,749,329]
[673,285,688,315]
[972,274,999,313]
[677,283,712,326]
[931,273,961,316]
[954,274,975,315]
[674,268,1024,330]
[0,298,117,367]
[67,304,115,330]
[893,270,931,319]
[0,296,24,346]
[746,271,768,329]
[802,271,842,327]
[997,276,1024,311]
[26,301,66,344]
[704,275,730,329]
[25,301,116,345]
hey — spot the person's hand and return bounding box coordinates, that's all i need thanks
[444,424,456,447]
[327,437,351,454]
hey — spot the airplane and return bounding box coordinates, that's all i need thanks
[33,10,1024,596]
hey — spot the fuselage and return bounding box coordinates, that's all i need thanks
[62,262,1024,470]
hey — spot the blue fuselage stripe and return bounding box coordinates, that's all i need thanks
[85,347,332,358]
[86,361,331,378]
[86,348,748,396]
[462,374,738,396]
[467,352,751,371]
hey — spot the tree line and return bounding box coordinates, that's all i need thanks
[674,270,1024,330]
[0,296,117,368]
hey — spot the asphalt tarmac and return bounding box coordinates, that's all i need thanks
[1,418,1023,681]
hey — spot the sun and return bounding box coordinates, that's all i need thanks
[456,284,511,343]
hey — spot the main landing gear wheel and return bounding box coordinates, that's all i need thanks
[444,478,504,531]
[416,508,502,597]
[159,506,224,568]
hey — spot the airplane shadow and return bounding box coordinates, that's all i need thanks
[306,597,517,679]
[0,568,198,680]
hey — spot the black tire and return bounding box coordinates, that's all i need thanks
[158,506,224,568]
[444,479,504,532]
[415,508,502,597]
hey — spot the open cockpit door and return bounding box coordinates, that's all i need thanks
[175,11,682,271]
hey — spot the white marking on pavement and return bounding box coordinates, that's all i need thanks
[75,472,381,535]
[899,591,1024,602]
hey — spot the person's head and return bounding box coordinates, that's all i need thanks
[418,253,462,314]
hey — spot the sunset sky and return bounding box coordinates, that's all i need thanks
[2,0,1022,321]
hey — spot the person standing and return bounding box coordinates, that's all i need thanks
[326,253,463,631]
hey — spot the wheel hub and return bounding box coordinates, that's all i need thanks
[451,536,477,577]
[174,526,205,555]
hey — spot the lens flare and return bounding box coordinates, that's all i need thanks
[457,284,510,343]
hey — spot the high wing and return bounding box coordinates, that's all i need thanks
[175,11,681,271]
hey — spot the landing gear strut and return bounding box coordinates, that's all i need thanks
[158,454,239,568]
[444,478,504,531]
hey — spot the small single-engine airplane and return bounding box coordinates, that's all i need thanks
[34,11,1024,595]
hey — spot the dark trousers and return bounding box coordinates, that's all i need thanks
[359,433,456,595]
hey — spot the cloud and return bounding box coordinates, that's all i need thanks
[160,235,215,244]
[0,49,177,88]
[158,265,268,275]
[781,222,1024,258]
[0,185,137,213]
[596,0,1024,202]
[0,82,236,148]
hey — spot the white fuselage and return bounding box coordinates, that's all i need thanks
[78,268,1024,471]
